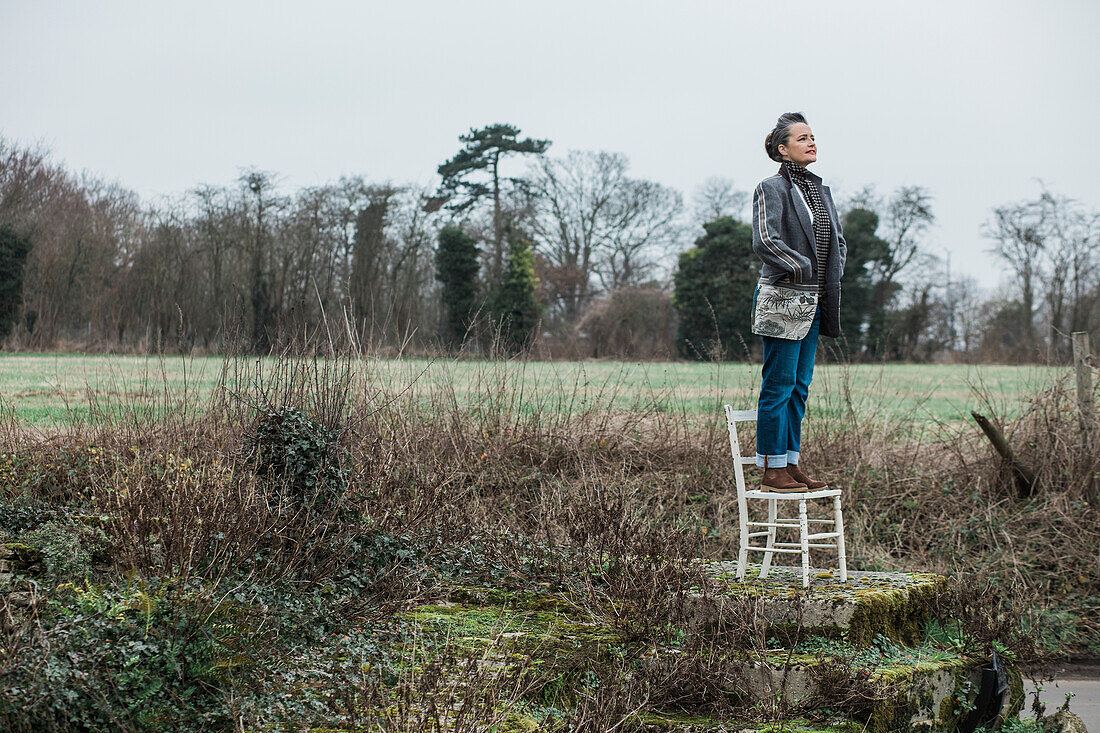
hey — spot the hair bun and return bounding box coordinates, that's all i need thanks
[764,132,778,162]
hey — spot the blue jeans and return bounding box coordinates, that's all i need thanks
[755,290,821,468]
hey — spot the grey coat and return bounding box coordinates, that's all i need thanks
[751,164,847,338]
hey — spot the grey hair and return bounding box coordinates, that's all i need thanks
[764,112,808,162]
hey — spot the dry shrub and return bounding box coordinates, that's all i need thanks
[0,348,434,602]
[998,377,1100,497]
[576,287,677,360]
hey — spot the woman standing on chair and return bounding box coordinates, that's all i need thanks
[750,112,846,492]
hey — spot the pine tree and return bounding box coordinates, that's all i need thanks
[0,225,31,344]
[434,226,481,350]
[838,208,890,357]
[672,217,757,360]
[436,124,550,284]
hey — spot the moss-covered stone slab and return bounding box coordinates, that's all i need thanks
[738,656,966,731]
[401,601,624,705]
[0,541,43,574]
[702,563,946,647]
[731,654,1022,733]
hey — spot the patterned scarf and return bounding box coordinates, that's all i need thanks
[784,160,832,285]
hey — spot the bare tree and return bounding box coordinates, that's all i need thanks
[863,186,935,354]
[526,151,625,324]
[839,184,883,218]
[527,150,683,324]
[692,176,748,224]
[600,179,684,291]
[1036,189,1099,356]
[188,183,250,347]
[384,185,440,347]
[0,140,56,234]
[877,186,935,287]
[322,176,371,305]
[982,196,1046,349]
[349,186,399,342]
[346,185,441,348]
[22,174,118,344]
[0,136,454,352]
[239,169,282,353]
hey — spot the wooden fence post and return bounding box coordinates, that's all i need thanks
[971,412,1036,499]
[1071,332,1098,505]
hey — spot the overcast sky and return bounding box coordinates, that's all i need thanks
[2,0,1097,288]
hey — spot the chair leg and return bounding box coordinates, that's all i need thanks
[760,498,777,579]
[799,499,810,588]
[736,493,749,581]
[834,495,848,583]
[737,536,748,581]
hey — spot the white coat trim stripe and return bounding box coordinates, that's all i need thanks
[755,183,801,281]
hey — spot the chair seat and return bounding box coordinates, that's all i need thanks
[745,488,841,500]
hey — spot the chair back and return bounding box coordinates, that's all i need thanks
[723,405,757,516]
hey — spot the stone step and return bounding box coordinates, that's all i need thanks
[637,652,1023,731]
[702,563,947,648]
[729,651,1022,732]
[410,592,1023,732]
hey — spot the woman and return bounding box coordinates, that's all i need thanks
[750,112,846,491]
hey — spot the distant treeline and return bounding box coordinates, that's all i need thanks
[0,125,1096,362]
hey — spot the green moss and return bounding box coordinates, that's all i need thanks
[72,514,117,527]
[705,567,947,651]
[498,710,540,731]
[938,665,975,731]
[1,541,43,570]
[846,576,944,648]
[2,541,41,555]
[1003,663,1025,720]
[445,584,573,613]
[403,601,624,707]
[404,602,614,644]
[638,710,718,729]
[767,725,864,733]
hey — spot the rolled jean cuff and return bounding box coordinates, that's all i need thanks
[756,453,787,468]
[787,450,800,465]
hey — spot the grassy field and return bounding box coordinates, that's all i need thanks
[0,352,1066,428]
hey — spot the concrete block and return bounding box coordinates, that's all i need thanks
[702,563,946,647]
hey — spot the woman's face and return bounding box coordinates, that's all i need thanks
[778,123,817,167]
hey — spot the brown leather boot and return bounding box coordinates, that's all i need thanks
[761,457,808,492]
[787,464,828,490]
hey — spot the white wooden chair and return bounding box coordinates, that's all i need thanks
[724,405,847,588]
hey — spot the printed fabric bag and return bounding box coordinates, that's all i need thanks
[751,281,820,341]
